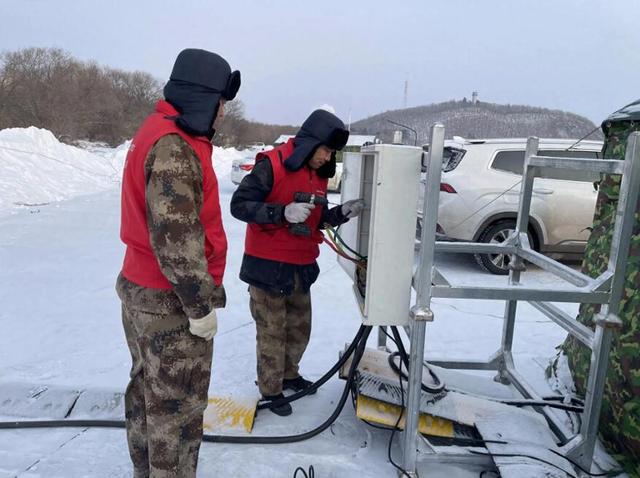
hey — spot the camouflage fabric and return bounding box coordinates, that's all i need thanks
[145,134,220,319]
[118,274,218,478]
[249,275,312,396]
[562,121,640,476]
[117,131,228,477]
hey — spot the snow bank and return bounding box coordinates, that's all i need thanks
[0,127,121,212]
[0,127,246,214]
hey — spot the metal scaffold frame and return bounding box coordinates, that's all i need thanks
[400,125,640,476]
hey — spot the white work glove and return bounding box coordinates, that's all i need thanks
[341,199,365,219]
[188,309,217,341]
[284,202,315,223]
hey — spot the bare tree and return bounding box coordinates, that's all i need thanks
[0,47,295,147]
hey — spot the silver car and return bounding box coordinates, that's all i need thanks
[418,137,604,274]
[231,143,267,185]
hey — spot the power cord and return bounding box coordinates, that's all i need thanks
[293,465,314,478]
[389,327,446,394]
[382,327,620,476]
[469,447,624,477]
[381,329,414,478]
[256,325,366,411]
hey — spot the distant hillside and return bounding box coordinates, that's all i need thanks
[351,100,603,144]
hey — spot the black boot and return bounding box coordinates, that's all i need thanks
[283,376,317,395]
[261,393,292,416]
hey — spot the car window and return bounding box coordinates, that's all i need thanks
[491,149,601,182]
[442,147,466,172]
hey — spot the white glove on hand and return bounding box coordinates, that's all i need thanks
[189,309,217,341]
[284,202,315,223]
[341,199,365,219]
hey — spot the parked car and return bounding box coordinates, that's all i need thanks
[232,142,344,191]
[417,137,604,274]
[230,143,268,185]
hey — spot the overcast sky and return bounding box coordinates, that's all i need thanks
[1,0,638,126]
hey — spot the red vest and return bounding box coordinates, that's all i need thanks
[120,100,227,288]
[244,139,328,265]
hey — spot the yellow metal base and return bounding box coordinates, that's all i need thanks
[356,394,454,438]
[203,395,258,433]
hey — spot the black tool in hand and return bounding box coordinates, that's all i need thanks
[293,192,328,206]
[288,192,328,236]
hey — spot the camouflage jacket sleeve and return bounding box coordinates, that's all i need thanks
[230,159,286,224]
[144,134,219,319]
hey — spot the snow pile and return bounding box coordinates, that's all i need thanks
[80,140,130,176]
[0,127,121,212]
[213,145,245,179]
[0,127,246,214]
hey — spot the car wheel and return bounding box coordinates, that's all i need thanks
[475,220,533,275]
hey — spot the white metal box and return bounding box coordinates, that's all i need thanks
[338,144,422,326]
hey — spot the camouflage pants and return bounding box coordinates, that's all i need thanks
[249,281,312,396]
[121,304,213,478]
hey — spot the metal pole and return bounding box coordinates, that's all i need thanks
[497,137,539,382]
[378,326,388,350]
[402,123,445,476]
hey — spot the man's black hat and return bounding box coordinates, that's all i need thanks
[285,109,350,178]
[163,48,241,139]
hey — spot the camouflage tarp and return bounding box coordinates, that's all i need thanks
[563,99,640,476]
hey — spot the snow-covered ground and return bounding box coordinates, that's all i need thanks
[0,129,622,477]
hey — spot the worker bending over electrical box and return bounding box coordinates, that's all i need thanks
[230,109,364,416]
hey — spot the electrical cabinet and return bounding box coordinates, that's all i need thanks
[338,144,422,326]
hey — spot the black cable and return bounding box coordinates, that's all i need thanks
[493,399,582,413]
[0,419,125,430]
[386,329,583,412]
[564,102,632,151]
[439,382,585,412]
[379,327,412,478]
[564,126,603,151]
[388,351,446,395]
[542,395,584,406]
[361,419,395,432]
[430,435,623,477]
[469,449,579,478]
[203,326,372,444]
[388,327,445,394]
[380,328,608,474]
[0,327,372,448]
[293,465,314,478]
[0,326,620,476]
[256,325,366,410]
[472,448,625,477]
[546,449,624,477]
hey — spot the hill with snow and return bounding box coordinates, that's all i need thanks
[352,100,602,144]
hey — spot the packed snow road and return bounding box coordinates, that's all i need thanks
[0,179,576,477]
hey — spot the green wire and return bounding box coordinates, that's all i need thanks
[328,225,367,260]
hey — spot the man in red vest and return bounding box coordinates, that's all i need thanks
[116,48,240,477]
[230,109,364,416]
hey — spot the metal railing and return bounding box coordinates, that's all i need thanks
[400,126,640,475]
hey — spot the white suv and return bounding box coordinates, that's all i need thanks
[418,137,604,274]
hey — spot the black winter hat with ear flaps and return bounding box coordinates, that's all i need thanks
[284,109,350,178]
[163,48,241,140]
